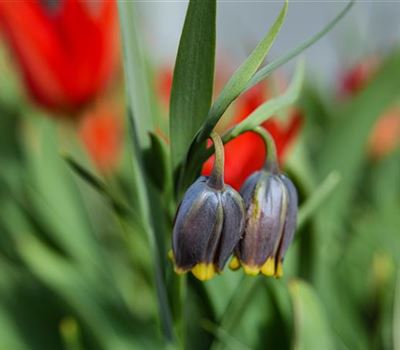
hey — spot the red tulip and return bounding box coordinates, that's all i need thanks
[0,0,118,112]
[79,103,123,173]
[202,81,303,190]
[339,57,379,97]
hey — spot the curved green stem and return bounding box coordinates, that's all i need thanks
[252,126,279,173]
[207,131,225,190]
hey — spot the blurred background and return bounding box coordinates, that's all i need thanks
[0,1,399,349]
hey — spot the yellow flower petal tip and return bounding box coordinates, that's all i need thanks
[275,261,283,278]
[261,257,275,277]
[242,264,260,276]
[229,256,241,270]
[191,263,216,281]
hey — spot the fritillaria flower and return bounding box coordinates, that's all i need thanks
[172,132,245,281]
[230,128,298,278]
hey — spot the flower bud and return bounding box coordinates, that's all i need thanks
[230,169,297,277]
[172,175,245,281]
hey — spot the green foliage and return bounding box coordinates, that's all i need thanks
[196,0,288,144]
[289,280,335,350]
[169,0,216,171]
[2,1,400,350]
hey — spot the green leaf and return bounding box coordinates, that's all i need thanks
[289,280,335,350]
[394,271,400,350]
[224,59,304,140]
[63,155,132,218]
[23,119,101,267]
[118,0,155,148]
[118,1,176,336]
[143,133,170,192]
[16,233,140,349]
[316,50,400,251]
[177,60,304,195]
[246,0,354,90]
[196,0,288,144]
[0,303,30,350]
[169,0,216,170]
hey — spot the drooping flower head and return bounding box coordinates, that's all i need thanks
[229,128,298,278]
[172,132,245,281]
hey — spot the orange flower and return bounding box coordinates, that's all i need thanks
[0,0,118,112]
[79,103,123,173]
[368,107,400,159]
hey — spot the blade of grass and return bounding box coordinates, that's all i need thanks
[118,0,155,148]
[63,155,132,218]
[118,1,175,338]
[246,0,354,91]
[224,59,304,140]
[196,0,288,144]
[289,280,335,350]
[169,0,216,171]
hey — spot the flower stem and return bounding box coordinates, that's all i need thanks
[253,126,279,173]
[207,131,225,190]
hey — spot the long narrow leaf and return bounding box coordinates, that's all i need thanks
[246,0,354,90]
[170,0,216,170]
[224,60,304,140]
[289,280,335,350]
[176,60,303,195]
[118,1,155,148]
[118,1,175,340]
[64,155,131,217]
[197,0,288,144]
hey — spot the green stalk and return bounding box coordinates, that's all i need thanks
[252,126,279,174]
[207,131,225,190]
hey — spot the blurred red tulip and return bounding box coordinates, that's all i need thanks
[202,81,303,190]
[79,103,123,173]
[339,57,379,96]
[156,66,173,110]
[0,0,118,112]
